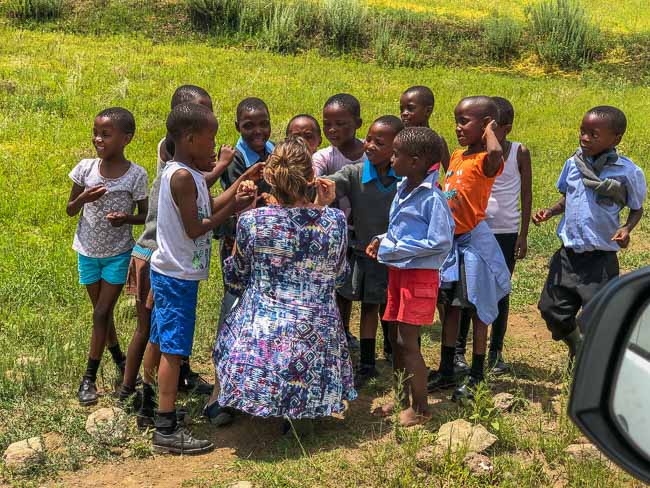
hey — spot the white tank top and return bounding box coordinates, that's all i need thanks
[151,162,213,281]
[485,142,521,234]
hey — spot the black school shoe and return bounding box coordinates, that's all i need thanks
[78,377,98,406]
[117,388,143,413]
[202,401,235,427]
[345,330,360,350]
[152,427,214,455]
[451,376,483,403]
[488,351,509,376]
[427,370,457,392]
[453,354,471,378]
[178,370,214,396]
[354,364,377,388]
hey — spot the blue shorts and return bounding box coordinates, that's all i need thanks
[149,270,199,357]
[78,251,131,285]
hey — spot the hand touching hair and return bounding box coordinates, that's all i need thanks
[263,136,315,205]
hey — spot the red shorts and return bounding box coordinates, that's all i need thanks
[383,267,439,326]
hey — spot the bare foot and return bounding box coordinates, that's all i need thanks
[372,402,396,417]
[399,407,431,427]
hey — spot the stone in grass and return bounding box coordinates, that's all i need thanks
[42,432,66,455]
[493,392,517,413]
[85,407,128,443]
[434,419,497,456]
[3,437,45,471]
[230,482,254,488]
[565,443,607,463]
[464,453,494,476]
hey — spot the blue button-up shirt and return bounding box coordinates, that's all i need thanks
[377,170,455,270]
[361,159,398,188]
[557,150,646,253]
[235,137,275,168]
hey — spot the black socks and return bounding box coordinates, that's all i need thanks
[471,354,486,381]
[360,338,376,367]
[440,346,455,377]
[84,358,101,382]
[108,344,126,366]
[155,410,177,435]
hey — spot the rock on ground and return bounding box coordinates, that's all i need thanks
[230,482,254,488]
[3,437,44,471]
[434,419,497,455]
[565,443,605,463]
[493,392,516,412]
[85,407,128,442]
[42,432,66,455]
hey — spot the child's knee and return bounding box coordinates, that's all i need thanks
[92,306,112,326]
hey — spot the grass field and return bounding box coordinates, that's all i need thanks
[367,0,650,34]
[1,24,650,486]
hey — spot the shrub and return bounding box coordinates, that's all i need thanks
[484,13,523,62]
[239,0,273,37]
[260,3,300,54]
[372,18,418,68]
[6,0,64,20]
[322,0,367,52]
[527,0,602,69]
[186,0,240,31]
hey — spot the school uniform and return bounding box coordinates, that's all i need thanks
[327,160,398,304]
[538,148,646,341]
[377,169,455,325]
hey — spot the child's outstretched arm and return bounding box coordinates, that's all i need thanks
[532,195,566,226]
[516,145,533,259]
[209,163,265,224]
[482,121,504,177]
[204,144,236,189]
[66,183,106,217]
[612,208,644,249]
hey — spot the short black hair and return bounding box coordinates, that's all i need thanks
[372,115,404,134]
[458,96,499,119]
[166,102,216,142]
[395,127,442,164]
[285,114,321,136]
[403,85,435,108]
[96,107,136,135]
[170,85,211,109]
[492,96,514,125]
[586,105,627,135]
[324,93,361,118]
[236,97,270,121]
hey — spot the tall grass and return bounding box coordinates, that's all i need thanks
[186,0,241,31]
[260,3,300,54]
[483,13,523,62]
[322,0,367,52]
[527,0,602,69]
[5,0,64,20]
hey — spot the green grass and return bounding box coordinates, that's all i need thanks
[367,0,650,35]
[1,25,650,486]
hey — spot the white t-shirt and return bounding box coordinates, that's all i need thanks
[486,142,521,234]
[69,158,148,258]
[150,162,213,281]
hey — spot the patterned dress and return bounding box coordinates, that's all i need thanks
[213,205,357,418]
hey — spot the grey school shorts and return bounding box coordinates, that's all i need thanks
[338,250,388,304]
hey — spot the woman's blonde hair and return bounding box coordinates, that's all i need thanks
[263,136,314,205]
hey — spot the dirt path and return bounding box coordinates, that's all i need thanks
[52,311,558,488]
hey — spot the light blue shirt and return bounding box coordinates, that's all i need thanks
[235,137,275,168]
[361,159,399,190]
[440,220,512,324]
[557,150,647,253]
[377,170,455,270]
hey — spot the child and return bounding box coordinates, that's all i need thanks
[216,97,275,327]
[66,107,148,406]
[313,93,366,349]
[534,106,646,359]
[326,115,403,386]
[150,102,260,454]
[427,96,511,403]
[119,85,234,417]
[399,85,451,171]
[366,127,454,426]
[454,97,532,376]
[286,114,322,155]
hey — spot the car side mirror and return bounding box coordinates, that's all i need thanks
[570,266,650,483]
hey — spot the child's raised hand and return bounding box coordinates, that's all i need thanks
[242,162,265,182]
[235,180,257,213]
[532,208,553,226]
[366,238,380,260]
[482,120,498,144]
[260,192,279,206]
[218,144,236,165]
[612,226,631,248]
[80,185,107,204]
[314,178,336,206]
[106,211,128,227]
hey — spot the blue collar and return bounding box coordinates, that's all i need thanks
[236,137,275,168]
[397,168,438,196]
[361,158,397,184]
